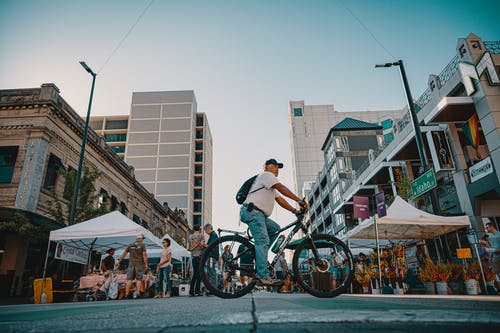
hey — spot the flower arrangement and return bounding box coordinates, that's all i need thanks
[448,262,465,282]
[418,259,439,282]
[484,266,496,282]
[435,262,451,282]
[355,263,372,285]
[465,260,481,280]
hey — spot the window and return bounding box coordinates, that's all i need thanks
[63,167,75,200]
[194,189,202,199]
[120,202,128,214]
[195,142,203,150]
[194,202,202,212]
[98,188,109,208]
[195,165,203,174]
[0,146,18,184]
[332,184,341,205]
[90,120,103,130]
[196,116,204,127]
[105,120,128,130]
[329,164,338,183]
[110,196,118,211]
[105,133,127,142]
[326,144,335,164]
[195,153,203,162]
[194,177,202,186]
[293,108,303,117]
[133,214,141,224]
[43,154,64,190]
[111,146,126,154]
[193,215,202,226]
[196,130,203,139]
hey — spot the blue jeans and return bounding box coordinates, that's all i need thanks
[157,266,171,294]
[240,205,280,279]
[190,256,201,294]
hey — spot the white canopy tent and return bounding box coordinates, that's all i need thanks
[346,196,471,240]
[345,196,484,290]
[49,211,163,252]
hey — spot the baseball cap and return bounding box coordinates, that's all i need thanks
[265,158,283,168]
[137,234,145,239]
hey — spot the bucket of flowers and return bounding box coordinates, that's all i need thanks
[447,262,465,294]
[464,260,481,295]
[418,259,438,294]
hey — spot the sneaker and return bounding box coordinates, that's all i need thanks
[133,292,138,299]
[154,294,162,298]
[258,278,282,286]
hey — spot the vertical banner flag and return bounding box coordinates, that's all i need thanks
[462,114,479,150]
[353,196,370,220]
[375,191,386,218]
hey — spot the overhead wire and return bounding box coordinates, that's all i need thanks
[97,0,156,74]
[336,0,397,61]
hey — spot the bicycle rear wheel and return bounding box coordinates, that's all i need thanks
[200,235,257,299]
[292,234,354,298]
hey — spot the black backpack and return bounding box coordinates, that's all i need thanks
[235,175,264,204]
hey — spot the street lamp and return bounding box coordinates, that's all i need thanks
[375,60,428,174]
[69,61,97,225]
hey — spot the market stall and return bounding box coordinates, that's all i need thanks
[345,196,476,293]
[39,211,163,302]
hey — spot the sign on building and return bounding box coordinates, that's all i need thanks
[353,196,370,220]
[469,156,494,183]
[411,168,437,198]
[375,191,386,218]
[426,130,455,172]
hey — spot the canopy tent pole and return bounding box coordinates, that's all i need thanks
[374,215,382,291]
[86,238,97,274]
[40,238,51,304]
[473,243,488,294]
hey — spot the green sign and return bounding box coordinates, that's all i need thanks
[411,168,437,198]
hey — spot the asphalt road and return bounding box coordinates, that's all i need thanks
[0,292,499,333]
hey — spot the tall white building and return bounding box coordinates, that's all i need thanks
[289,100,404,197]
[95,90,213,227]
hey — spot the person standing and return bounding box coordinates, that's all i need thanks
[101,248,115,272]
[155,238,172,298]
[187,225,205,296]
[485,222,500,279]
[117,234,148,299]
[221,245,234,293]
[237,236,254,286]
[204,224,219,294]
[239,158,307,286]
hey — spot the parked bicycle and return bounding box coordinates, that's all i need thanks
[200,212,354,298]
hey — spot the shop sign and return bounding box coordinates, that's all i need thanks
[469,156,494,183]
[456,248,472,259]
[459,52,500,96]
[55,242,89,264]
[411,168,437,198]
[353,196,370,220]
[375,191,386,218]
[426,130,455,172]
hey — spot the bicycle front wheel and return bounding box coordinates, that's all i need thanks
[292,234,354,298]
[200,235,257,299]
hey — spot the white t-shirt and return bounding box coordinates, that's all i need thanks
[244,171,280,217]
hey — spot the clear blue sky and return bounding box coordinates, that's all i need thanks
[1,0,499,231]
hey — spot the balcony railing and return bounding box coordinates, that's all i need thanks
[485,41,500,54]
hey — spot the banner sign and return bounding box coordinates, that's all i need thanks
[456,248,472,259]
[353,196,370,220]
[411,168,437,198]
[426,130,455,172]
[55,242,89,264]
[375,192,386,218]
[469,156,494,183]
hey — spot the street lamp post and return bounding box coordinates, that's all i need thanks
[375,60,428,173]
[69,61,97,225]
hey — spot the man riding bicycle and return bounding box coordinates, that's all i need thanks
[239,158,308,286]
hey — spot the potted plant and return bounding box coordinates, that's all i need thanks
[448,262,465,294]
[435,262,451,295]
[418,259,438,294]
[464,260,481,295]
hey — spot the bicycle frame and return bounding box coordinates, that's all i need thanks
[217,214,324,274]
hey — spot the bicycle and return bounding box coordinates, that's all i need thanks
[199,212,354,298]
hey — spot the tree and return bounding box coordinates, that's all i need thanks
[47,165,109,224]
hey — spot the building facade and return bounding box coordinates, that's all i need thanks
[289,101,404,197]
[0,84,189,297]
[95,90,213,228]
[307,33,500,260]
